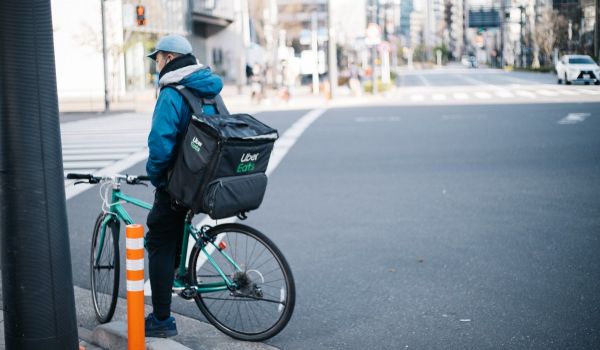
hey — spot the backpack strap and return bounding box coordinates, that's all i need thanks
[170,85,204,115]
[214,95,230,115]
[168,84,229,115]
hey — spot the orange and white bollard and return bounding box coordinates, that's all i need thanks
[126,224,145,350]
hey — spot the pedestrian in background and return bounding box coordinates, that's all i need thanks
[144,34,223,338]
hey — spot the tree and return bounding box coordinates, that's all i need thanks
[533,8,567,67]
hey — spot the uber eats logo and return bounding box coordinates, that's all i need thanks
[191,137,203,152]
[237,152,258,173]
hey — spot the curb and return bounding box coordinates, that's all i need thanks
[74,286,280,350]
[88,321,191,350]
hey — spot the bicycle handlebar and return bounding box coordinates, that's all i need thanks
[66,173,150,185]
[66,173,94,180]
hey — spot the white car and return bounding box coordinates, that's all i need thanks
[556,55,600,85]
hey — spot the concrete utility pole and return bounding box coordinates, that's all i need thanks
[568,19,572,53]
[463,0,468,56]
[311,12,320,95]
[236,0,250,94]
[101,0,110,112]
[500,0,505,67]
[328,0,338,99]
[520,5,526,67]
[372,0,379,95]
[0,0,79,348]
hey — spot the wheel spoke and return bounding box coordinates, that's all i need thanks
[190,224,295,340]
[91,215,119,323]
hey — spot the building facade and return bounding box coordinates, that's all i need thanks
[51,0,243,111]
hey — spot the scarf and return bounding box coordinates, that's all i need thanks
[158,53,198,80]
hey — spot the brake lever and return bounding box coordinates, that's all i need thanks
[74,181,86,185]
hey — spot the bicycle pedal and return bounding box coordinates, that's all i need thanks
[178,287,197,300]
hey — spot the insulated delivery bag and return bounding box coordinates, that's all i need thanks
[166,85,278,219]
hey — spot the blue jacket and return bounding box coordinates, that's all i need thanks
[147,65,223,188]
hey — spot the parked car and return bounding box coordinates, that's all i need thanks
[556,55,600,85]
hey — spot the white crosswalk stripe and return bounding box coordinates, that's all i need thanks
[474,92,492,99]
[514,90,537,98]
[494,90,514,98]
[61,113,150,182]
[554,88,578,96]
[576,88,600,95]
[537,89,559,96]
[396,85,600,104]
[453,92,469,100]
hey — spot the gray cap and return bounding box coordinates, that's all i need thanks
[147,34,193,60]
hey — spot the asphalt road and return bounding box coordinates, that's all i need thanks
[63,70,600,349]
[395,66,557,87]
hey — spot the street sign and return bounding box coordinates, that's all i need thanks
[468,8,500,28]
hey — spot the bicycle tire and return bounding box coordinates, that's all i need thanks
[90,213,120,323]
[188,223,295,341]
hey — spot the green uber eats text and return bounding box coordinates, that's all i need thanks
[237,152,259,173]
[191,137,203,152]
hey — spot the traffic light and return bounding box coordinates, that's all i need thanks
[136,5,146,26]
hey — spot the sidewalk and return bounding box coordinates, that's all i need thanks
[58,83,391,116]
[0,282,279,350]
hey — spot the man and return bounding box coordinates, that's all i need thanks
[144,34,223,337]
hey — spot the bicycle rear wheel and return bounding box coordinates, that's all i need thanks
[90,213,120,323]
[188,223,295,341]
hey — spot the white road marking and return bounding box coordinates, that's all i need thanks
[63,154,131,161]
[494,90,514,98]
[62,143,145,149]
[474,92,492,99]
[453,92,469,100]
[515,90,536,98]
[416,74,431,86]
[410,94,425,101]
[65,149,149,200]
[576,88,600,95]
[558,113,591,125]
[432,93,447,101]
[537,89,559,97]
[554,88,578,96]
[63,160,113,169]
[62,148,141,155]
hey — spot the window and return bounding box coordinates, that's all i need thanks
[212,48,223,65]
[569,57,596,64]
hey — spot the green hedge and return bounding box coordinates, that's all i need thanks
[506,66,554,73]
[363,80,392,93]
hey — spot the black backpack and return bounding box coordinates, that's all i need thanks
[166,85,278,219]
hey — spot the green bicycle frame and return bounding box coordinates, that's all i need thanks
[95,186,242,294]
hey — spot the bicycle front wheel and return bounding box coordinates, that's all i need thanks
[188,223,295,341]
[90,213,120,323]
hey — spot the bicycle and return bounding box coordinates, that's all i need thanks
[66,173,295,341]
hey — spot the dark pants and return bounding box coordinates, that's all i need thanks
[146,189,187,320]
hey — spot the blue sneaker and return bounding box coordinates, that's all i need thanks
[145,313,178,338]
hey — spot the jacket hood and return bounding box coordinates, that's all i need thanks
[159,65,223,97]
